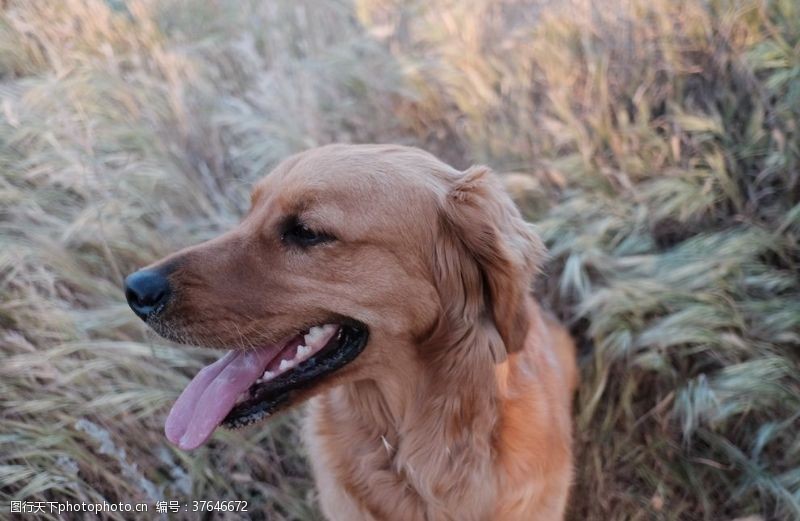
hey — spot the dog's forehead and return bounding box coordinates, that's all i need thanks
[253,145,453,214]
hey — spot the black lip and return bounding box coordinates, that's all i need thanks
[222,323,369,429]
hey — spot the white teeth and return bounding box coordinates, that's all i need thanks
[304,323,337,348]
[304,326,325,347]
[263,325,338,381]
[296,344,311,360]
[322,323,337,336]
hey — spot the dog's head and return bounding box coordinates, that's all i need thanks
[124,144,544,450]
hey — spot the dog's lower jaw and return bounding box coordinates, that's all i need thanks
[303,310,575,521]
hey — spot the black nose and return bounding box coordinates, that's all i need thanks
[124,269,170,320]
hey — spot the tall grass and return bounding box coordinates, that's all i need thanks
[1,0,798,519]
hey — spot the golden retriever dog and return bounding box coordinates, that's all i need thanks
[124,144,577,521]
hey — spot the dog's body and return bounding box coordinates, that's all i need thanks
[125,144,577,521]
[305,300,576,521]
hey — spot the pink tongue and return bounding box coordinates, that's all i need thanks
[165,346,281,450]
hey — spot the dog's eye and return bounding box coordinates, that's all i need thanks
[282,218,334,247]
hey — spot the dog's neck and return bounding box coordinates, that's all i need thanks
[319,320,516,517]
[345,333,501,444]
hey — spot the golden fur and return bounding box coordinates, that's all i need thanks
[147,144,577,520]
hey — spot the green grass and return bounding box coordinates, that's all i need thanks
[1,0,798,519]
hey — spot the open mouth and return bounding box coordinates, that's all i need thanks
[164,321,368,450]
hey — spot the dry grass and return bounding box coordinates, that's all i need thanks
[1,0,798,519]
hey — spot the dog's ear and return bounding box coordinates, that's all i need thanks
[434,166,546,354]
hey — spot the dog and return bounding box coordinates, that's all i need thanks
[124,144,577,521]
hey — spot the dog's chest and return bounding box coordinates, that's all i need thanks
[303,397,497,521]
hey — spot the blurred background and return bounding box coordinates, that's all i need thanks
[1,0,798,519]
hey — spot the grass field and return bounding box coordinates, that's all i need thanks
[1,0,798,519]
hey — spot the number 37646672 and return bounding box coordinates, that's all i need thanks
[191,500,248,512]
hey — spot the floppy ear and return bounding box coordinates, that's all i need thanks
[434,165,546,354]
